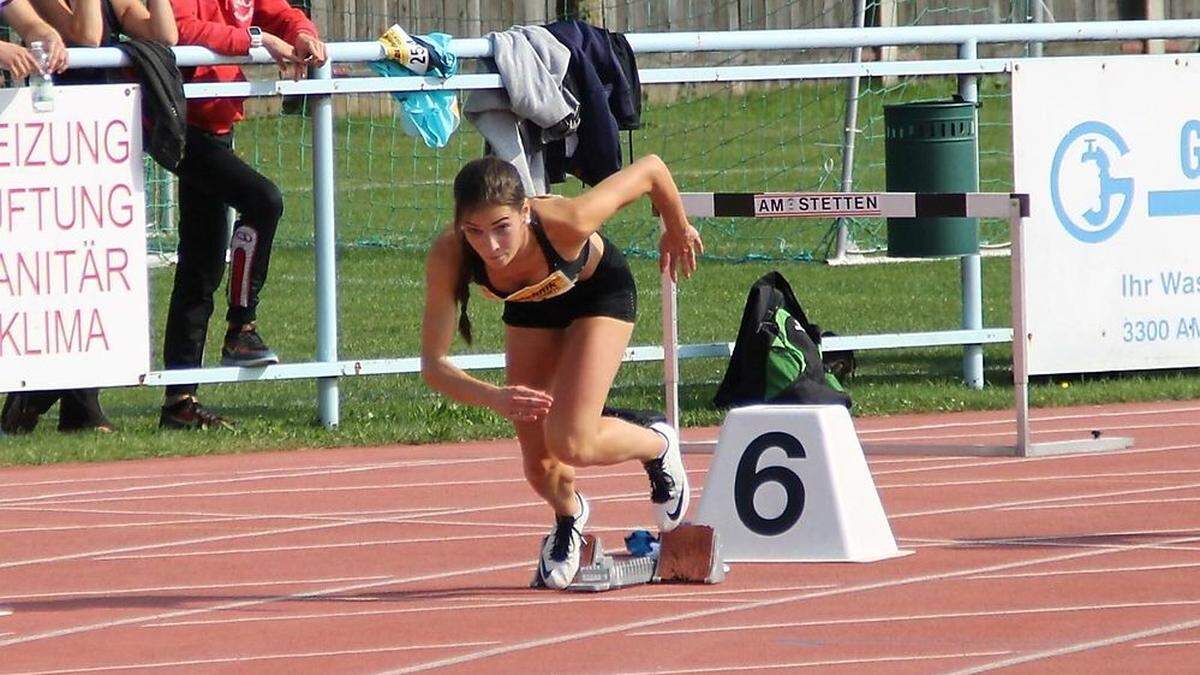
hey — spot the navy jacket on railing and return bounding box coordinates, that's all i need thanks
[543,19,641,187]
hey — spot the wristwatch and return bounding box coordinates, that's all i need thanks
[248,26,263,49]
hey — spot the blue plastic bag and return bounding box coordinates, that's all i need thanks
[624,530,660,557]
[371,32,460,149]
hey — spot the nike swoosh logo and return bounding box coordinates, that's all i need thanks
[539,558,554,584]
[667,495,685,522]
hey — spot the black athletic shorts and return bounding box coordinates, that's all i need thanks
[501,237,637,329]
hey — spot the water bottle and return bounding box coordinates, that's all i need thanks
[29,41,54,113]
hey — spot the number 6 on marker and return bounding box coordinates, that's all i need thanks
[733,432,806,536]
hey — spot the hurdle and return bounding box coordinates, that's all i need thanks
[660,191,1132,458]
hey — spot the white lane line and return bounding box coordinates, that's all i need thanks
[0,460,426,489]
[144,583,840,629]
[1,465,681,509]
[17,482,526,507]
[879,467,1200,490]
[393,519,566,530]
[393,519,666,534]
[892,479,1200,520]
[440,582,843,607]
[948,617,1200,674]
[626,583,840,600]
[381,533,1200,673]
[872,442,1200,480]
[969,562,1200,580]
[0,575,392,602]
[24,472,705,508]
[617,651,1014,675]
[867,455,977,464]
[872,459,1013,476]
[9,641,501,675]
[1,504,446,521]
[97,521,676,562]
[629,599,1200,637]
[0,559,533,648]
[0,457,507,506]
[0,505,454,534]
[1136,639,1200,648]
[145,597,747,629]
[1001,496,1200,512]
[896,540,955,549]
[866,420,1200,444]
[0,516,253,535]
[0,505,456,535]
[855,404,1200,435]
[96,530,545,561]
[899,533,1200,554]
[0,490,645,571]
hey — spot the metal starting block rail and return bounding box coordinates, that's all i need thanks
[532,525,726,592]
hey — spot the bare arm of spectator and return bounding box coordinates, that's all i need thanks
[3,0,68,71]
[28,0,101,46]
[112,0,177,45]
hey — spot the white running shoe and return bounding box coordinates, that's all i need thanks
[538,492,590,590]
[644,422,689,532]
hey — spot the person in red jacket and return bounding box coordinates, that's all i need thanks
[159,0,326,429]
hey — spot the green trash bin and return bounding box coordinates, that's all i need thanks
[884,100,980,257]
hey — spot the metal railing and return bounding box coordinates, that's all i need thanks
[53,19,1200,427]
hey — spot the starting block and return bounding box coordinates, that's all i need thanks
[531,524,726,592]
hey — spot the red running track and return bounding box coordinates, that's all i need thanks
[2,399,1200,673]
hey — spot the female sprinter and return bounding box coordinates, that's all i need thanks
[421,156,704,589]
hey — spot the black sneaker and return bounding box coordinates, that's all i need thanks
[159,396,234,430]
[221,323,279,367]
[1,394,40,434]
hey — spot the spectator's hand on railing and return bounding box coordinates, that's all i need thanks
[261,32,306,80]
[43,33,69,73]
[294,34,327,68]
[29,31,69,73]
[0,43,39,79]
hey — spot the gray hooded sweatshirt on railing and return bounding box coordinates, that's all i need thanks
[464,25,581,195]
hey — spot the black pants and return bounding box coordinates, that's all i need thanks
[162,126,284,396]
[3,389,108,431]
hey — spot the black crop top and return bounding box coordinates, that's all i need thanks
[471,214,591,303]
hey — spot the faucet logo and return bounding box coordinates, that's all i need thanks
[1049,121,1134,243]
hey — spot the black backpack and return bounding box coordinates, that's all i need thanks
[97,0,187,170]
[713,271,852,410]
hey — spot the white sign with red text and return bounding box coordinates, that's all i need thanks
[0,84,149,392]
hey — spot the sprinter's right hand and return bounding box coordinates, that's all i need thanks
[489,386,553,423]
